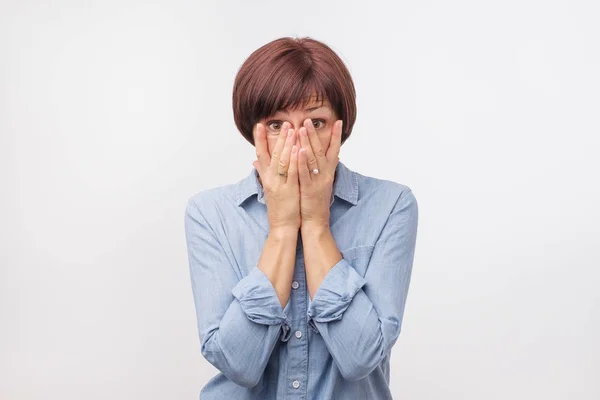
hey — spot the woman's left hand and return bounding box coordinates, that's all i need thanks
[297,118,342,229]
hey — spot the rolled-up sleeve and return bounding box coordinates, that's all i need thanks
[184,197,291,388]
[232,266,293,328]
[306,260,366,329]
[306,189,419,381]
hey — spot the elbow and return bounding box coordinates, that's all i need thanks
[340,323,403,381]
[200,338,262,388]
[339,362,377,382]
[224,369,261,388]
[338,347,382,381]
[339,336,392,381]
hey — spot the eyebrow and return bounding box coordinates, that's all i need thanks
[280,106,327,115]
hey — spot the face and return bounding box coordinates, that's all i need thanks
[256,96,338,156]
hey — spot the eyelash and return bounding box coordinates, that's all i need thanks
[266,119,326,131]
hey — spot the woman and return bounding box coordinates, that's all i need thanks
[184,36,419,400]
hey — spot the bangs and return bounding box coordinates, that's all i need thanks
[252,60,337,120]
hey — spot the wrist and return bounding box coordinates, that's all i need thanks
[300,222,330,239]
[269,226,299,240]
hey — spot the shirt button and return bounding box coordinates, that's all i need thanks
[291,281,299,289]
[292,380,300,389]
[295,330,302,339]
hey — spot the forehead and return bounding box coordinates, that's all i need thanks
[277,96,333,115]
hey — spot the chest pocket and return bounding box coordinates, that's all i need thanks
[339,245,375,277]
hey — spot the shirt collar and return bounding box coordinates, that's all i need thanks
[235,160,358,207]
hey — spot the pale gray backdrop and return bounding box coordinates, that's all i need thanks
[1,0,598,399]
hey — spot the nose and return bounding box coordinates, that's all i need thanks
[288,123,304,148]
[288,125,302,137]
[294,132,302,148]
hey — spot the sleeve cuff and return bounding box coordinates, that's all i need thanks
[280,299,293,342]
[231,267,292,326]
[306,259,366,331]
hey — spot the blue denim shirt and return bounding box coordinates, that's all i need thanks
[184,160,419,399]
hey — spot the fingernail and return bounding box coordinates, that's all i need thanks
[292,145,297,152]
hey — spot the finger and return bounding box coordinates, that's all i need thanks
[298,147,312,185]
[277,128,296,178]
[269,122,290,174]
[303,118,327,169]
[254,123,270,175]
[252,160,260,176]
[287,145,299,185]
[326,120,343,163]
[298,125,317,180]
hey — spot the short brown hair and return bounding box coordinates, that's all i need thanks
[232,37,357,146]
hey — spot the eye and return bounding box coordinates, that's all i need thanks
[312,119,325,129]
[266,120,283,131]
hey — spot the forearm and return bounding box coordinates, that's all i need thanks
[301,224,343,300]
[258,227,299,308]
[301,189,418,381]
[201,298,285,387]
[308,287,388,381]
[186,198,294,387]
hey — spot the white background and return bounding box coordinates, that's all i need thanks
[1,1,599,399]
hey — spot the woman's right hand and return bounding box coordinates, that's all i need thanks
[253,121,301,231]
